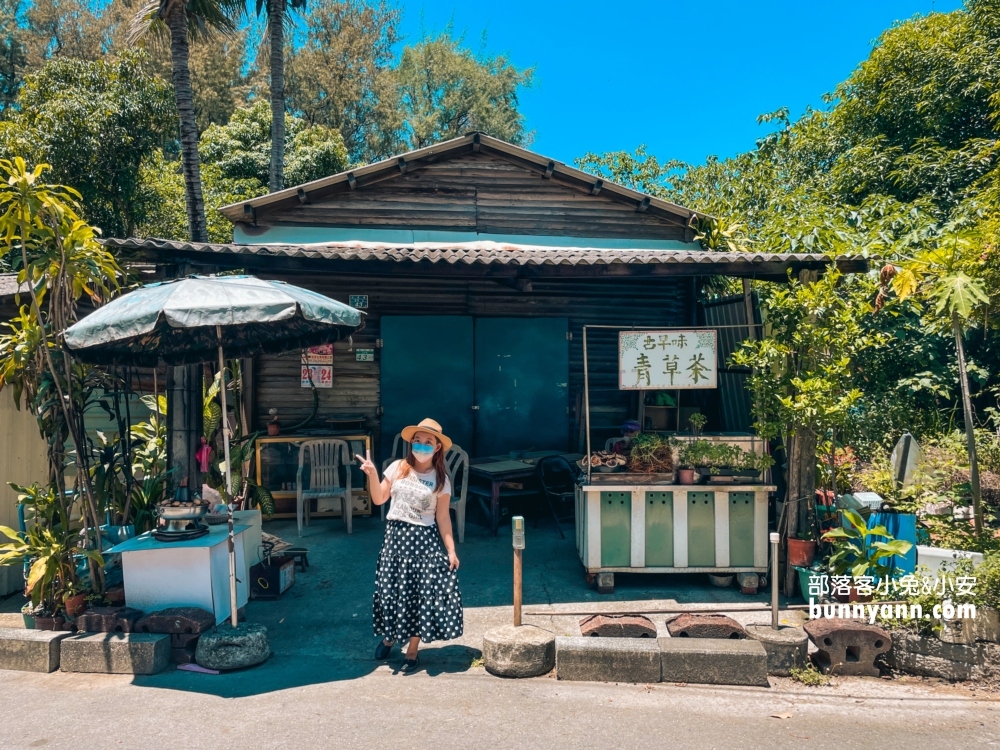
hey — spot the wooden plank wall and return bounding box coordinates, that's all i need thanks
[255,273,695,463]
[257,153,688,241]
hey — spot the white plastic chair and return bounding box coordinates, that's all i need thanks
[297,439,352,536]
[446,445,469,544]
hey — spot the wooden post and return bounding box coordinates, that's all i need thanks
[513,548,523,626]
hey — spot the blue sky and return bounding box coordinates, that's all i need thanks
[397,0,964,168]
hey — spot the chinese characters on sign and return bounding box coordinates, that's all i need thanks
[301,344,333,388]
[619,330,718,390]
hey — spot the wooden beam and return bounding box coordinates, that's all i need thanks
[472,133,481,152]
[544,161,555,179]
[347,173,357,190]
[590,179,603,196]
[297,188,309,205]
[636,197,650,213]
[243,204,256,225]
[397,157,407,174]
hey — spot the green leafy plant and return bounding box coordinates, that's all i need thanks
[688,412,707,435]
[628,433,674,474]
[822,509,913,579]
[789,664,829,686]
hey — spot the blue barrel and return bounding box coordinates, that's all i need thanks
[870,512,917,575]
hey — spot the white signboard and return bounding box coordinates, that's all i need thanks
[619,330,718,390]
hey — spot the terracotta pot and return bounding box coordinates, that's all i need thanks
[34,615,68,631]
[677,468,696,485]
[787,537,817,567]
[64,593,87,617]
[834,587,873,604]
[267,422,280,436]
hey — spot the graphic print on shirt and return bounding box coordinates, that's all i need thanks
[384,460,451,526]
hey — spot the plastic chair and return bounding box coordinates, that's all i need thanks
[446,445,469,543]
[536,455,580,539]
[297,439,352,536]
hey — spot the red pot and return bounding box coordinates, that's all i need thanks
[267,422,280,436]
[677,468,696,485]
[34,615,68,631]
[787,538,817,568]
[63,594,87,617]
[834,587,873,604]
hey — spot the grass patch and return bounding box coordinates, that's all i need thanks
[789,664,829,686]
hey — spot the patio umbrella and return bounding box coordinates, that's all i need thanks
[65,275,364,627]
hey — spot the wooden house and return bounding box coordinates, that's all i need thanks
[112,133,865,489]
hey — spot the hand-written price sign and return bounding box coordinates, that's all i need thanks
[619,330,718,390]
[301,344,333,388]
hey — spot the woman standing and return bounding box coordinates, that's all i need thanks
[357,418,463,673]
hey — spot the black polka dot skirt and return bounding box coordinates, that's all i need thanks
[373,520,464,643]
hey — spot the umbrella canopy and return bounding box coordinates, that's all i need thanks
[64,275,363,366]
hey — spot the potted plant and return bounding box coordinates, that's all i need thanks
[822,509,913,602]
[787,526,817,567]
[677,440,713,484]
[267,408,281,436]
[688,413,707,436]
[0,520,104,630]
[63,585,89,618]
[627,433,674,476]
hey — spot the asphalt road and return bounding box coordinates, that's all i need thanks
[1,664,998,750]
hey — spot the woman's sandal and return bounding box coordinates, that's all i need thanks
[400,656,420,674]
[374,639,394,660]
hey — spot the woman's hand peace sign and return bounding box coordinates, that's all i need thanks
[356,449,378,479]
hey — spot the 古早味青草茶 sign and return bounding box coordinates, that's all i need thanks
[619,330,718,390]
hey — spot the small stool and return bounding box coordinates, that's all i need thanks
[284,546,309,571]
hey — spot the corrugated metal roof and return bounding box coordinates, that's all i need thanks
[105,237,864,272]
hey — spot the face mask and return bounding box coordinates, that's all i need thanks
[411,443,435,462]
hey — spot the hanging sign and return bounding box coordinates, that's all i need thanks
[619,330,718,390]
[301,344,333,388]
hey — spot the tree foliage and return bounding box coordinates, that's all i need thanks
[0,52,174,238]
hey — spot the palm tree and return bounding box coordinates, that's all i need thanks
[257,0,306,192]
[129,0,245,242]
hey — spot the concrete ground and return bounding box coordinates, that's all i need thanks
[1,514,998,749]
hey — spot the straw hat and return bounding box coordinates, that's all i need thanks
[402,418,453,452]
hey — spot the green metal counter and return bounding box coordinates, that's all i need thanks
[575,483,775,591]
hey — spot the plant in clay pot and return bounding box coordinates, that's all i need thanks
[787,526,817,567]
[267,408,280,436]
[823,509,913,601]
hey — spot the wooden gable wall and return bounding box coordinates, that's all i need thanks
[250,152,690,242]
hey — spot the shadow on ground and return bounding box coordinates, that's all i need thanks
[124,512,772,697]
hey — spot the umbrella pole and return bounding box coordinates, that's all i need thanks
[218,330,238,629]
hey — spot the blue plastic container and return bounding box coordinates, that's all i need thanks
[870,511,917,575]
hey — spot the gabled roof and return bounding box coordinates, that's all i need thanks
[219,132,708,230]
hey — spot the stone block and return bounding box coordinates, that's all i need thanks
[0,628,71,673]
[975,608,1000,643]
[171,646,197,665]
[60,633,169,675]
[939,616,976,645]
[737,573,758,595]
[555,636,660,683]
[0,613,26,629]
[483,624,555,678]
[803,618,891,677]
[580,615,656,639]
[665,614,745,640]
[744,624,808,676]
[659,638,770,686]
[136,608,215,635]
[170,632,201,649]
[596,572,615,595]
[75,607,144,634]
[195,623,269,670]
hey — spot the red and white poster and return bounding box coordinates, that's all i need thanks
[301,344,333,388]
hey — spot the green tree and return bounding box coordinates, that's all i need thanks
[0,52,175,237]
[254,0,306,191]
[199,100,348,186]
[394,31,534,150]
[285,0,402,162]
[128,0,245,243]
